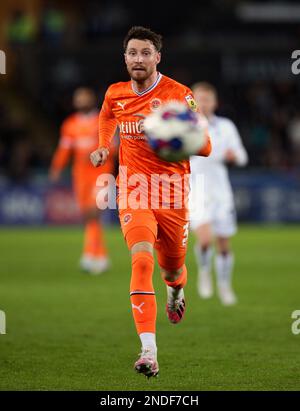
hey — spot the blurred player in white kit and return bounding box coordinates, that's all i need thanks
[189,82,248,305]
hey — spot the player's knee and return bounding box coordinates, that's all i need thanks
[161,264,187,289]
[132,252,153,273]
[161,266,183,282]
[216,237,230,254]
[130,251,154,292]
[131,241,153,255]
[157,253,185,279]
[201,243,212,252]
[125,226,156,252]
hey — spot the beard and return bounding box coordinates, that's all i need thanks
[128,67,152,83]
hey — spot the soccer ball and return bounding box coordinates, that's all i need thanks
[144,101,207,162]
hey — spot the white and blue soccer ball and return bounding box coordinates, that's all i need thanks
[144,101,207,162]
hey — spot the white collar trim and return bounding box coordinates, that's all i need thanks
[131,72,162,96]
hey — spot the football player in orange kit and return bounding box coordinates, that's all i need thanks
[90,27,211,377]
[49,87,114,274]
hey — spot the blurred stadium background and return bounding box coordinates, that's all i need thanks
[1,0,300,223]
[0,0,300,391]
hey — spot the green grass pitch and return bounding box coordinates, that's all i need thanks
[0,225,299,390]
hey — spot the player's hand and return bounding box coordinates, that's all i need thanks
[48,169,61,183]
[224,149,237,164]
[90,147,109,167]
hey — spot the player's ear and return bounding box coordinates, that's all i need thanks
[156,52,161,65]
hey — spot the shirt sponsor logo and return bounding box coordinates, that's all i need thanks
[120,121,144,135]
[120,114,146,138]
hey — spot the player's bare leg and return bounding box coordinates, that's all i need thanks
[194,223,214,298]
[161,265,187,324]
[130,241,159,378]
[215,236,237,306]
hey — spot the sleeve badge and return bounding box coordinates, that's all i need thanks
[185,95,198,112]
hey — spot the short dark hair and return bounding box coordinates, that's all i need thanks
[123,26,163,52]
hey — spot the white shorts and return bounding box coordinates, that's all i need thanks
[189,192,237,237]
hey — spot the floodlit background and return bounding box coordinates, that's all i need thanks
[1,1,300,223]
[0,0,299,391]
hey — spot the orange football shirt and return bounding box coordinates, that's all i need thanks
[98,73,211,207]
[51,110,114,178]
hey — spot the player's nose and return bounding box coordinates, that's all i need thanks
[134,53,144,63]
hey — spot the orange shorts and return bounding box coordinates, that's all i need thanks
[73,162,114,212]
[73,175,98,211]
[119,206,189,270]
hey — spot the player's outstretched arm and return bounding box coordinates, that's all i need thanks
[48,168,61,183]
[197,132,212,157]
[90,147,109,167]
[195,111,212,157]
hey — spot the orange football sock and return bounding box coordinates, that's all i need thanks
[130,251,156,335]
[83,219,107,258]
[163,264,187,289]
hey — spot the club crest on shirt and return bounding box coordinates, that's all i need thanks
[150,98,162,112]
[185,95,197,112]
[123,213,132,225]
